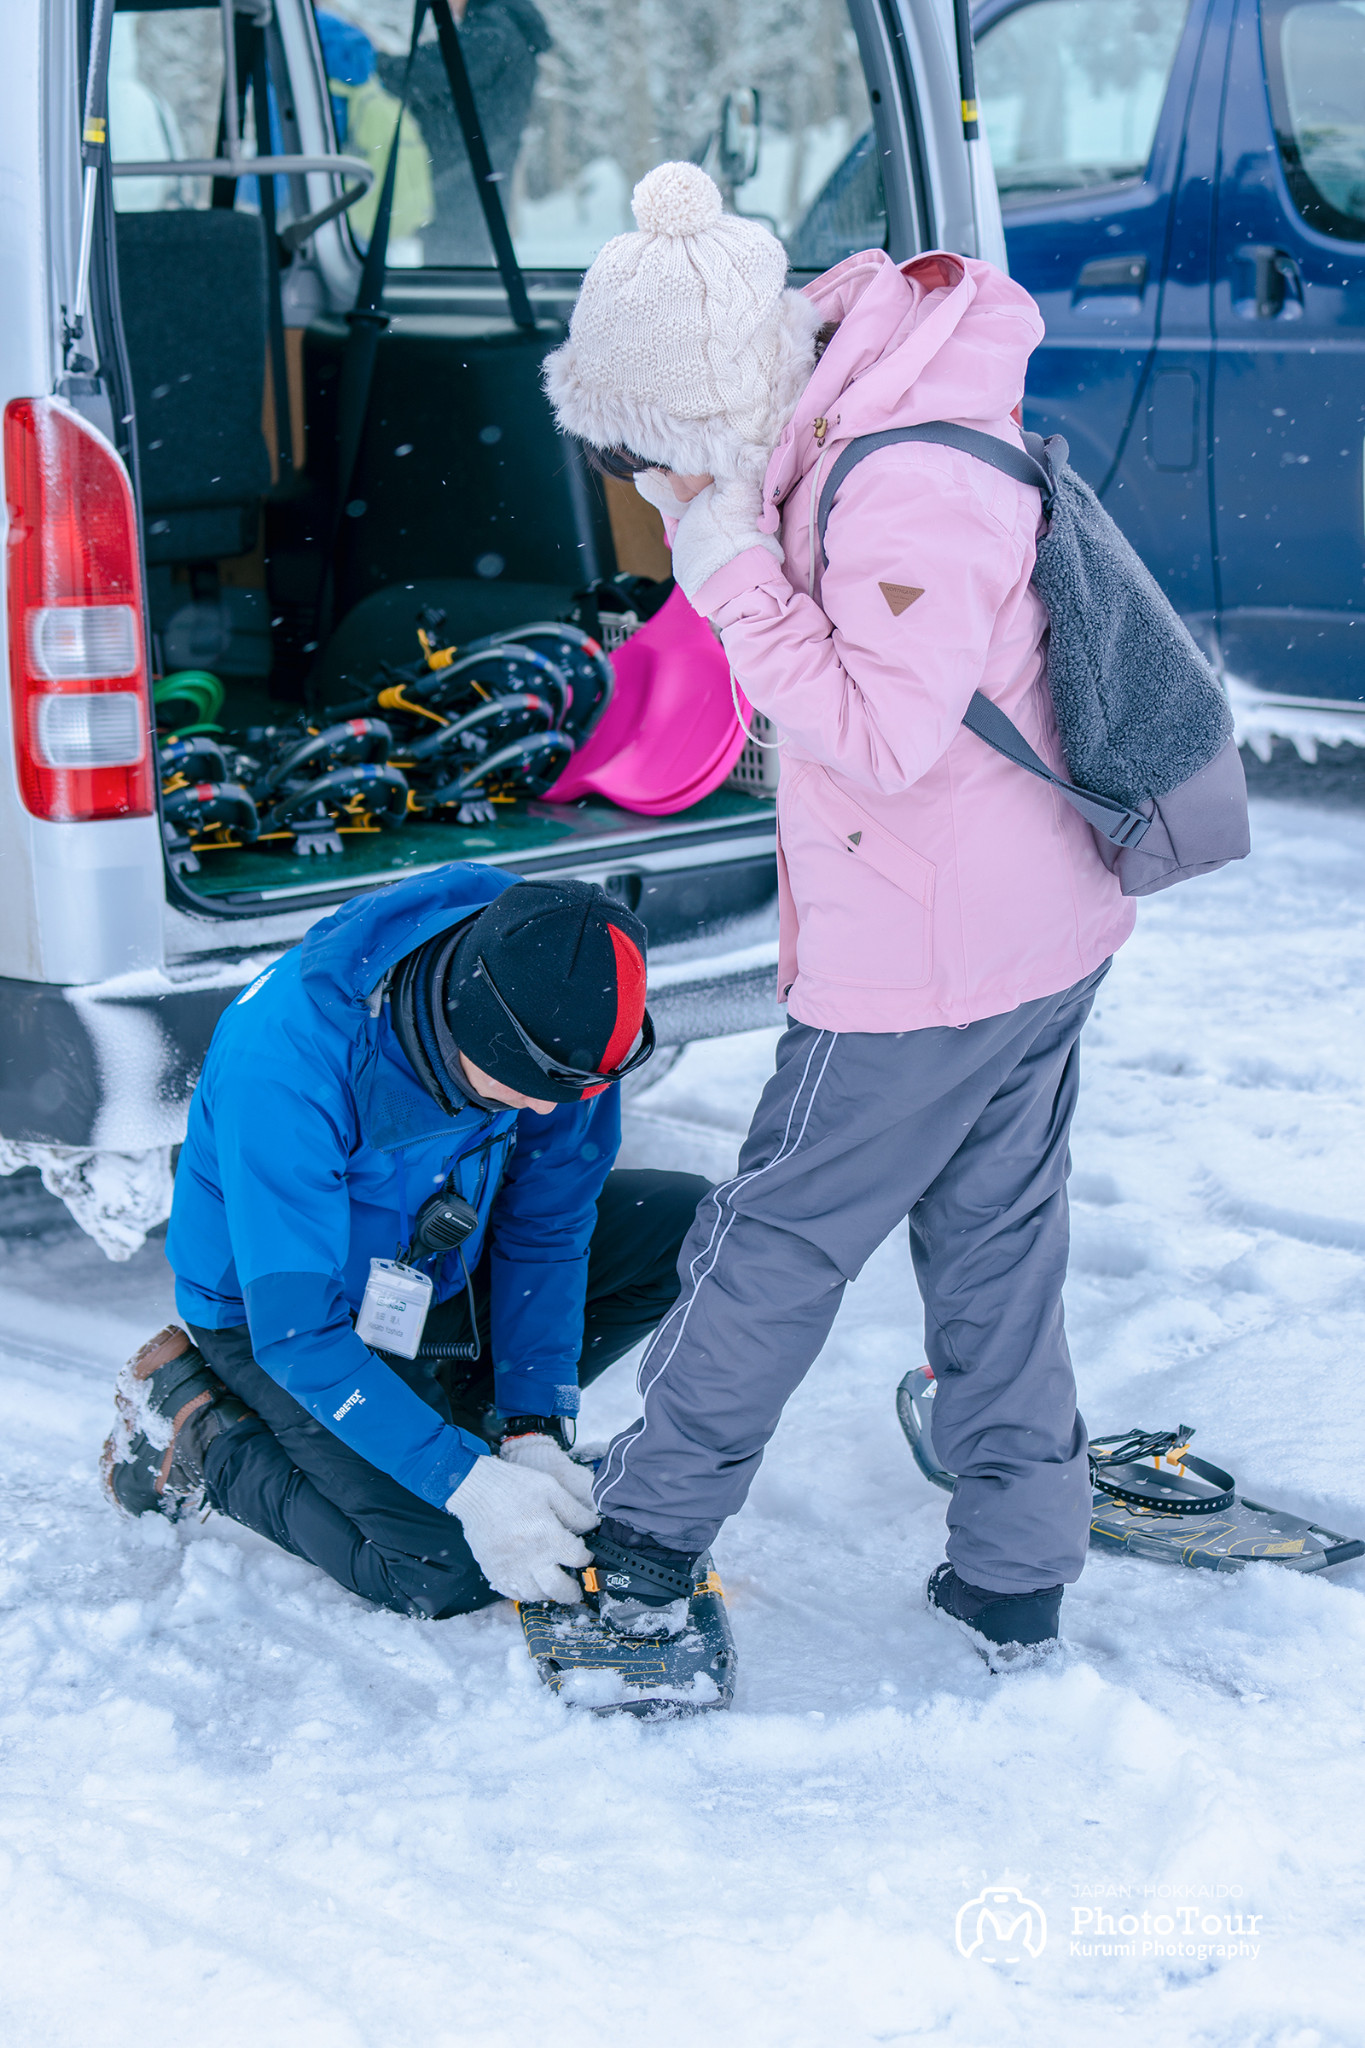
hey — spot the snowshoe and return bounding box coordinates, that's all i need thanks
[519,1519,736,1717]
[159,734,230,784]
[161,777,256,828]
[396,643,571,727]
[159,733,261,875]
[252,716,394,801]
[263,762,410,850]
[1088,1426,1364,1573]
[399,694,559,784]
[482,622,614,745]
[896,1363,954,1491]
[896,1365,1364,1574]
[422,731,574,817]
[101,1325,252,1522]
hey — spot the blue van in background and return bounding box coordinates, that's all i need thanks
[975,0,1365,703]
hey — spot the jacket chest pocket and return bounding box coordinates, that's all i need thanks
[781,764,937,990]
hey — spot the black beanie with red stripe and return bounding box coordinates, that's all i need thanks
[437,880,649,1104]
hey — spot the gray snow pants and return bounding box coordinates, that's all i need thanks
[595,962,1109,1594]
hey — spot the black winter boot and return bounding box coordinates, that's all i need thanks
[101,1325,253,1522]
[587,1517,700,1638]
[927,1562,1062,1666]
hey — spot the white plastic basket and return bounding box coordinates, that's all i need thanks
[726,708,782,794]
[596,609,641,654]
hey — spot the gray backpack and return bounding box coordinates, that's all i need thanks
[817,424,1250,896]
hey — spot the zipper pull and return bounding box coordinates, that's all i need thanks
[813,417,828,445]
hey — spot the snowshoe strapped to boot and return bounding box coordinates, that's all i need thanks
[519,1511,736,1717]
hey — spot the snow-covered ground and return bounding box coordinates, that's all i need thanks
[3,793,1364,2048]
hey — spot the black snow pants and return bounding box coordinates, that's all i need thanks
[192,1168,709,1619]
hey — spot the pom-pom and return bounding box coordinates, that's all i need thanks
[632,162,724,238]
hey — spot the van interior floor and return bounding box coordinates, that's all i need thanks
[181,786,776,904]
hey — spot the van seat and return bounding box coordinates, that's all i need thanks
[115,209,272,565]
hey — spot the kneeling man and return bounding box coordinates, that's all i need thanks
[104,870,706,1618]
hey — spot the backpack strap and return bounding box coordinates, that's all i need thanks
[814,421,1150,850]
[962,691,1150,849]
[816,421,1054,566]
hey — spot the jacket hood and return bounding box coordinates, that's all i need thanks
[759,249,1045,522]
[298,864,517,1033]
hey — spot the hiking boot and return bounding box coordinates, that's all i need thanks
[587,1518,699,1638]
[100,1324,252,1522]
[926,1562,1062,1668]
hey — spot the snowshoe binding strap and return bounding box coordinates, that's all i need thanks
[1088,1427,1236,1516]
[585,1530,698,1604]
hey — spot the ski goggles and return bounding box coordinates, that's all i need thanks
[585,444,658,481]
[475,954,656,1091]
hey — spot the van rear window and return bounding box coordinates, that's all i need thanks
[108,2,889,272]
[312,0,888,273]
[110,7,225,212]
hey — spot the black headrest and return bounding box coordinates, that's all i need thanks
[115,209,272,520]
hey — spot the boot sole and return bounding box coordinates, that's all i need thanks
[100,1425,179,1519]
[103,1325,212,1517]
[112,1323,193,1445]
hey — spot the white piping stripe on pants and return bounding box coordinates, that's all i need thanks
[591,964,1109,1593]
[595,1029,838,1509]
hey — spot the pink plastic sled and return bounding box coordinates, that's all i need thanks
[547,585,750,816]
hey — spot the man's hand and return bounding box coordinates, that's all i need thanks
[446,1454,597,1603]
[501,1428,597,1511]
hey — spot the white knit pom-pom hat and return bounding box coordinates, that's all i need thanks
[543,161,821,484]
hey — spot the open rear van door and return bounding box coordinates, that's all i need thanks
[0,0,988,1254]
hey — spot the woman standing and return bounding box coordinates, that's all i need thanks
[545,163,1134,1658]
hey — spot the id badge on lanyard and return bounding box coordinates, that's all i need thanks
[355,1258,434,1360]
[360,1125,510,1360]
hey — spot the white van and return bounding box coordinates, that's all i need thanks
[0,0,1001,1255]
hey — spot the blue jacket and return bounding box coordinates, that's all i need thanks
[167,865,621,1506]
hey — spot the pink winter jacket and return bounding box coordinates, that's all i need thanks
[692,248,1136,1033]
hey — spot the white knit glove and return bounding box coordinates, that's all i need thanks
[633,469,695,522]
[446,1453,596,1603]
[667,478,783,602]
[500,1429,597,1511]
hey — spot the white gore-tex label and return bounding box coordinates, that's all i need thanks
[355,1258,433,1360]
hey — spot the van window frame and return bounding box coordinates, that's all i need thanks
[973,0,1193,213]
[304,0,926,297]
[1260,0,1365,242]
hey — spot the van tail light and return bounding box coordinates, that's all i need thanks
[4,397,154,821]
